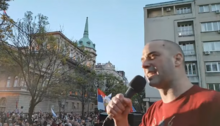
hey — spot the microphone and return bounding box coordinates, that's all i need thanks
[124,75,146,98]
[102,75,146,126]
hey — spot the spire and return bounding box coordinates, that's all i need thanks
[83,17,89,38]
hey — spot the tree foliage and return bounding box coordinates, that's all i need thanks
[132,91,146,112]
[0,0,14,41]
[0,0,10,11]
[65,65,97,117]
[0,11,94,124]
[94,73,146,112]
[95,73,127,97]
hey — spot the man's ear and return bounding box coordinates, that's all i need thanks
[174,53,183,67]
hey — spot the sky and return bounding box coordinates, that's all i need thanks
[6,0,169,82]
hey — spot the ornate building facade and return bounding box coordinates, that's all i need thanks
[0,17,97,114]
[95,61,129,87]
[0,17,128,114]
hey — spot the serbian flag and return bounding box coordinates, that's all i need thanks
[130,105,136,112]
[97,88,106,110]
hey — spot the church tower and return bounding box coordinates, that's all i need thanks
[77,17,97,68]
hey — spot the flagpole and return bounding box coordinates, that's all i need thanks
[97,86,98,112]
[96,86,99,110]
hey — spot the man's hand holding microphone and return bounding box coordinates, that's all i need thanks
[106,94,132,126]
[104,75,146,126]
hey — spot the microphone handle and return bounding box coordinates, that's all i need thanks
[124,88,136,98]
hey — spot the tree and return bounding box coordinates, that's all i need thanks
[0,0,14,41]
[95,73,127,96]
[94,73,146,112]
[0,0,10,11]
[0,11,85,124]
[48,81,72,118]
[67,65,97,117]
[132,91,146,112]
[105,75,127,96]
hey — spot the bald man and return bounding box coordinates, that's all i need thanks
[106,40,220,126]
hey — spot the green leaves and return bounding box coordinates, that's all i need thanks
[0,0,10,11]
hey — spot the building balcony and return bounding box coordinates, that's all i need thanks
[178,34,195,42]
[187,75,199,83]
[183,50,197,61]
[183,50,195,56]
[178,30,194,37]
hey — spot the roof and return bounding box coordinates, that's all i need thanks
[46,31,85,54]
[77,17,96,50]
[144,0,194,8]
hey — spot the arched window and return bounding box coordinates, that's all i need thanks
[14,76,19,87]
[20,78,26,87]
[6,76,11,87]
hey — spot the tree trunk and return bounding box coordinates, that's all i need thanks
[58,101,61,119]
[87,101,90,114]
[81,101,84,117]
[28,99,36,125]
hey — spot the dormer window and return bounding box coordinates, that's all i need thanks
[79,41,83,44]
[93,44,95,48]
[87,41,91,45]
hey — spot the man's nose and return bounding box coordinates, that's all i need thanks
[142,60,151,69]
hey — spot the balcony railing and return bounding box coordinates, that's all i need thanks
[187,75,199,83]
[176,8,192,14]
[183,50,196,56]
[178,30,194,36]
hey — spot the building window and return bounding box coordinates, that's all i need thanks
[201,21,220,32]
[208,84,220,91]
[6,77,11,87]
[199,5,209,13]
[178,24,194,36]
[91,104,94,109]
[211,4,220,12]
[176,7,191,14]
[69,51,73,58]
[179,43,195,55]
[20,78,26,87]
[14,76,19,87]
[205,62,220,72]
[65,102,68,110]
[77,103,79,109]
[203,41,220,52]
[72,102,75,109]
[185,63,197,76]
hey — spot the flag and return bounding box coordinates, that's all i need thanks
[130,106,136,112]
[51,108,57,118]
[103,94,111,107]
[107,93,112,99]
[97,88,106,110]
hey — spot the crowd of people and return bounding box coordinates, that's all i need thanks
[0,111,99,126]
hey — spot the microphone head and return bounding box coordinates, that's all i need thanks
[129,75,146,93]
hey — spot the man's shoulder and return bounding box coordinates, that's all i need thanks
[192,86,220,103]
[193,85,220,100]
[145,100,163,114]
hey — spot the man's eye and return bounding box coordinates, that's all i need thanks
[149,54,155,59]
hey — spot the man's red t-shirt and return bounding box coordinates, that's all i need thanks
[139,85,220,126]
